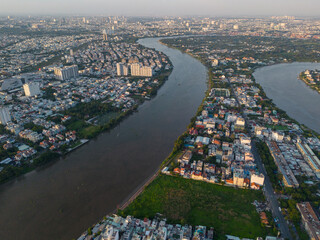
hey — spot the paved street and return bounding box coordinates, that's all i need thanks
[228,80,293,239]
[252,140,293,240]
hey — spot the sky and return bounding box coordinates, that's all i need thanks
[1,0,320,17]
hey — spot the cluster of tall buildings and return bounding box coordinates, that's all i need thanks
[116,63,153,77]
[54,65,79,81]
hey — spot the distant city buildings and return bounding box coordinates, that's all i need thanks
[0,35,171,172]
[54,65,79,80]
[0,107,11,125]
[102,29,108,41]
[23,82,41,97]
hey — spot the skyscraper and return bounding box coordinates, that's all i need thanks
[54,65,79,80]
[130,63,153,77]
[130,63,141,76]
[0,107,11,125]
[102,29,108,41]
[140,66,153,77]
[116,63,128,76]
[23,82,41,97]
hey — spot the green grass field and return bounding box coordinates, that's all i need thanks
[265,124,289,131]
[79,125,101,138]
[120,174,270,239]
[96,112,120,125]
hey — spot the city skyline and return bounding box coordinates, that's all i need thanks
[1,0,320,17]
[1,10,320,240]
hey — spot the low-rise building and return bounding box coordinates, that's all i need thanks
[296,202,320,240]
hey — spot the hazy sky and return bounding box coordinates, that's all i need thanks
[1,0,320,16]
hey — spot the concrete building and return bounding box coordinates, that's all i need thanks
[130,63,153,77]
[54,65,79,80]
[250,173,265,186]
[101,225,119,240]
[102,29,108,41]
[296,202,320,240]
[235,117,245,130]
[140,66,153,77]
[130,63,141,76]
[267,141,299,188]
[233,168,245,187]
[254,126,266,137]
[0,107,11,125]
[297,142,320,175]
[23,82,41,97]
[1,77,23,91]
[116,63,128,76]
[271,131,284,142]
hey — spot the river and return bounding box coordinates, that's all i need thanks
[0,38,207,240]
[254,62,320,133]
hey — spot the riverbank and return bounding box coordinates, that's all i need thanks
[254,62,320,134]
[299,69,320,94]
[0,65,173,186]
[113,38,214,212]
[0,36,208,240]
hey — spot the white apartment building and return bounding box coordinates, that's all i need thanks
[250,173,265,186]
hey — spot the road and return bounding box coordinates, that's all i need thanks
[252,141,293,239]
[228,79,293,239]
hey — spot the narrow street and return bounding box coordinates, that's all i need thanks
[252,141,293,239]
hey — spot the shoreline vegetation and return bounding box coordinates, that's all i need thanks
[0,65,173,185]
